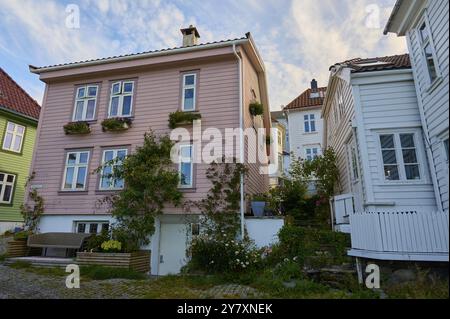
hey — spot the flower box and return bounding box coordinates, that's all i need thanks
[76,250,150,273]
[168,111,202,129]
[63,121,91,135]
[101,117,132,132]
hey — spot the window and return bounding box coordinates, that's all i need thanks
[108,81,134,117]
[304,114,316,133]
[182,74,197,111]
[99,149,127,190]
[191,223,200,236]
[73,85,98,121]
[2,122,25,153]
[379,133,421,182]
[179,144,193,188]
[306,148,319,161]
[444,138,449,162]
[278,154,283,173]
[418,21,438,84]
[349,145,359,181]
[62,151,90,191]
[0,173,15,204]
[76,221,109,234]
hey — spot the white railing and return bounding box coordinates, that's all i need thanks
[349,210,449,255]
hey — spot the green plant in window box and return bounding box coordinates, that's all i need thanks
[168,111,202,129]
[249,102,264,117]
[63,121,91,135]
[101,117,132,132]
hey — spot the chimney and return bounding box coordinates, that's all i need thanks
[180,25,201,47]
[311,79,318,92]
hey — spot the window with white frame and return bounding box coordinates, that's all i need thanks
[62,151,90,191]
[379,133,421,181]
[179,144,193,188]
[418,20,438,84]
[73,85,98,121]
[305,147,319,161]
[99,149,127,190]
[349,145,359,181]
[108,81,134,118]
[75,221,109,234]
[2,122,25,153]
[304,114,316,133]
[0,172,15,204]
[182,74,197,111]
[444,138,449,164]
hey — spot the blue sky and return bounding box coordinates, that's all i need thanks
[0,0,406,110]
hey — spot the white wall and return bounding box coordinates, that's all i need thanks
[39,215,115,233]
[287,107,323,160]
[245,217,284,248]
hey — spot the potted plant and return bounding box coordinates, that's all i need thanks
[249,102,264,117]
[168,111,202,129]
[101,117,132,132]
[63,121,91,135]
[251,193,268,217]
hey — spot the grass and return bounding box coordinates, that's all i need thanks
[384,271,449,299]
[9,260,32,269]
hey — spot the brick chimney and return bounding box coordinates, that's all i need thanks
[180,25,200,47]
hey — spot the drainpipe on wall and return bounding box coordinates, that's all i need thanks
[233,44,245,240]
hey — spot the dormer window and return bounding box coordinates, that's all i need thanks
[108,81,134,118]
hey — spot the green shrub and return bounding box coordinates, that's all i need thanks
[86,231,110,252]
[188,235,261,274]
[80,265,146,280]
[101,240,122,253]
[249,102,264,116]
[101,117,132,132]
[63,121,91,135]
[168,111,202,129]
[13,230,31,241]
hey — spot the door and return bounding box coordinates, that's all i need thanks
[158,223,188,275]
[347,135,364,213]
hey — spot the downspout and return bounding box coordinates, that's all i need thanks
[233,43,245,240]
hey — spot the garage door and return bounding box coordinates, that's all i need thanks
[158,223,188,275]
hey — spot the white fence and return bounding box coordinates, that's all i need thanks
[349,210,449,255]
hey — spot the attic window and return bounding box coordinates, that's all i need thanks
[310,92,320,98]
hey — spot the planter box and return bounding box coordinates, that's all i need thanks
[7,240,28,257]
[76,250,151,273]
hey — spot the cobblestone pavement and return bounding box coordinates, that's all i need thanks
[0,265,262,299]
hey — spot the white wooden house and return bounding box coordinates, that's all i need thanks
[384,0,449,213]
[323,54,448,262]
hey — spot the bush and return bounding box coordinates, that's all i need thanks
[188,235,261,274]
[249,102,264,116]
[86,231,110,252]
[168,111,202,129]
[13,230,31,241]
[63,121,91,135]
[101,240,122,253]
[80,265,146,280]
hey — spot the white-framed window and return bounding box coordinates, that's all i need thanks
[73,85,98,121]
[348,144,359,181]
[379,132,421,182]
[304,114,316,133]
[62,151,90,191]
[418,18,439,84]
[443,138,449,164]
[99,149,127,190]
[0,172,16,204]
[182,73,197,111]
[191,223,200,236]
[2,122,25,153]
[75,221,109,234]
[179,144,193,188]
[305,147,319,161]
[108,81,134,118]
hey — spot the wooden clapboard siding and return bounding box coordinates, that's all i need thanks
[77,251,150,272]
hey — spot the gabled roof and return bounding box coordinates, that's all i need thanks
[0,68,40,120]
[332,54,411,73]
[30,36,249,73]
[283,87,327,111]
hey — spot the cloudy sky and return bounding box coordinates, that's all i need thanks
[0,0,406,110]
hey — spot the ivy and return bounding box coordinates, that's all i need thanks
[101,117,132,132]
[97,131,182,252]
[63,121,91,135]
[168,111,202,129]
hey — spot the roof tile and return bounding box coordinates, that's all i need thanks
[284,87,327,111]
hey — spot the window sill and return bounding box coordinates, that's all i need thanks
[95,190,121,195]
[373,181,432,186]
[179,187,197,193]
[303,132,318,135]
[426,77,443,94]
[0,148,23,156]
[58,190,89,195]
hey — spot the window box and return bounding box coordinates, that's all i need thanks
[168,111,201,129]
[63,121,91,135]
[76,250,150,273]
[101,117,132,132]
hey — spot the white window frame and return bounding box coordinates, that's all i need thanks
[0,172,16,204]
[178,144,194,188]
[416,14,441,86]
[347,144,360,182]
[61,151,90,191]
[99,148,128,191]
[75,221,110,234]
[181,73,197,112]
[376,130,425,184]
[72,85,98,121]
[304,114,316,133]
[305,147,319,161]
[108,81,134,118]
[2,121,25,153]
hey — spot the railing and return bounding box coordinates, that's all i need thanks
[349,210,449,255]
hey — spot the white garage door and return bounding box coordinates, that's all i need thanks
[158,223,188,275]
